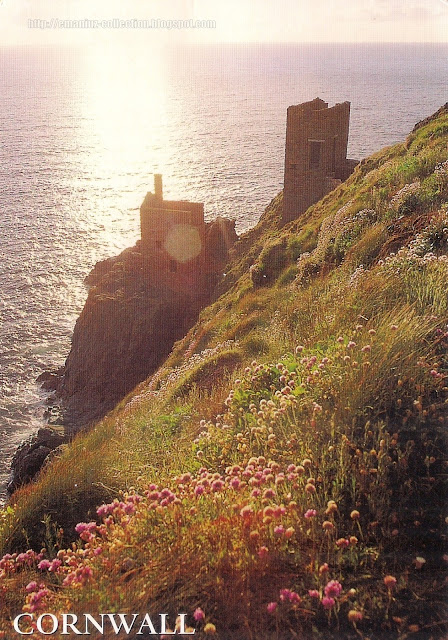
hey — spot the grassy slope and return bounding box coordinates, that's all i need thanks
[1,107,448,639]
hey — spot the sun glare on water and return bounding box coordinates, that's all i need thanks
[71,43,188,248]
[82,44,168,160]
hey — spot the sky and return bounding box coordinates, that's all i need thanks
[0,0,447,45]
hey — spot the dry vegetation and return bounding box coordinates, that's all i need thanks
[0,108,448,639]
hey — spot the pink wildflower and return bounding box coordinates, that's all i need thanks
[322,596,335,609]
[48,559,62,572]
[75,523,88,534]
[274,525,285,537]
[193,608,205,622]
[230,477,241,490]
[240,505,253,519]
[289,592,301,604]
[324,580,343,598]
[211,480,224,492]
[279,589,291,602]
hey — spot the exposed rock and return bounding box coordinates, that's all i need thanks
[411,103,448,133]
[37,368,64,392]
[206,217,238,265]
[41,217,238,432]
[7,428,67,493]
[84,245,140,288]
[57,248,203,429]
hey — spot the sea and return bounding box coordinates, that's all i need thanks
[0,42,447,500]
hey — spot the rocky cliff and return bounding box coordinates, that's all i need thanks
[52,217,237,431]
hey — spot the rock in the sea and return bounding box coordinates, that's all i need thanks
[7,428,67,493]
[36,368,64,392]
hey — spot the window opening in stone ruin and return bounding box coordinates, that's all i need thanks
[309,140,323,170]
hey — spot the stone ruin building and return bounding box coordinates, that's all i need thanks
[140,174,237,294]
[283,98,358,223]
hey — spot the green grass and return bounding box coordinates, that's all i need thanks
[0,106,447,639]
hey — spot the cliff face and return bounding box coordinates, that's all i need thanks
[54,218,237,430]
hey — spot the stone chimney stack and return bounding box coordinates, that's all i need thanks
[154,174,163,200]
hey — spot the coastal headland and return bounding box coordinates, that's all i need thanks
[1,104,447,639]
